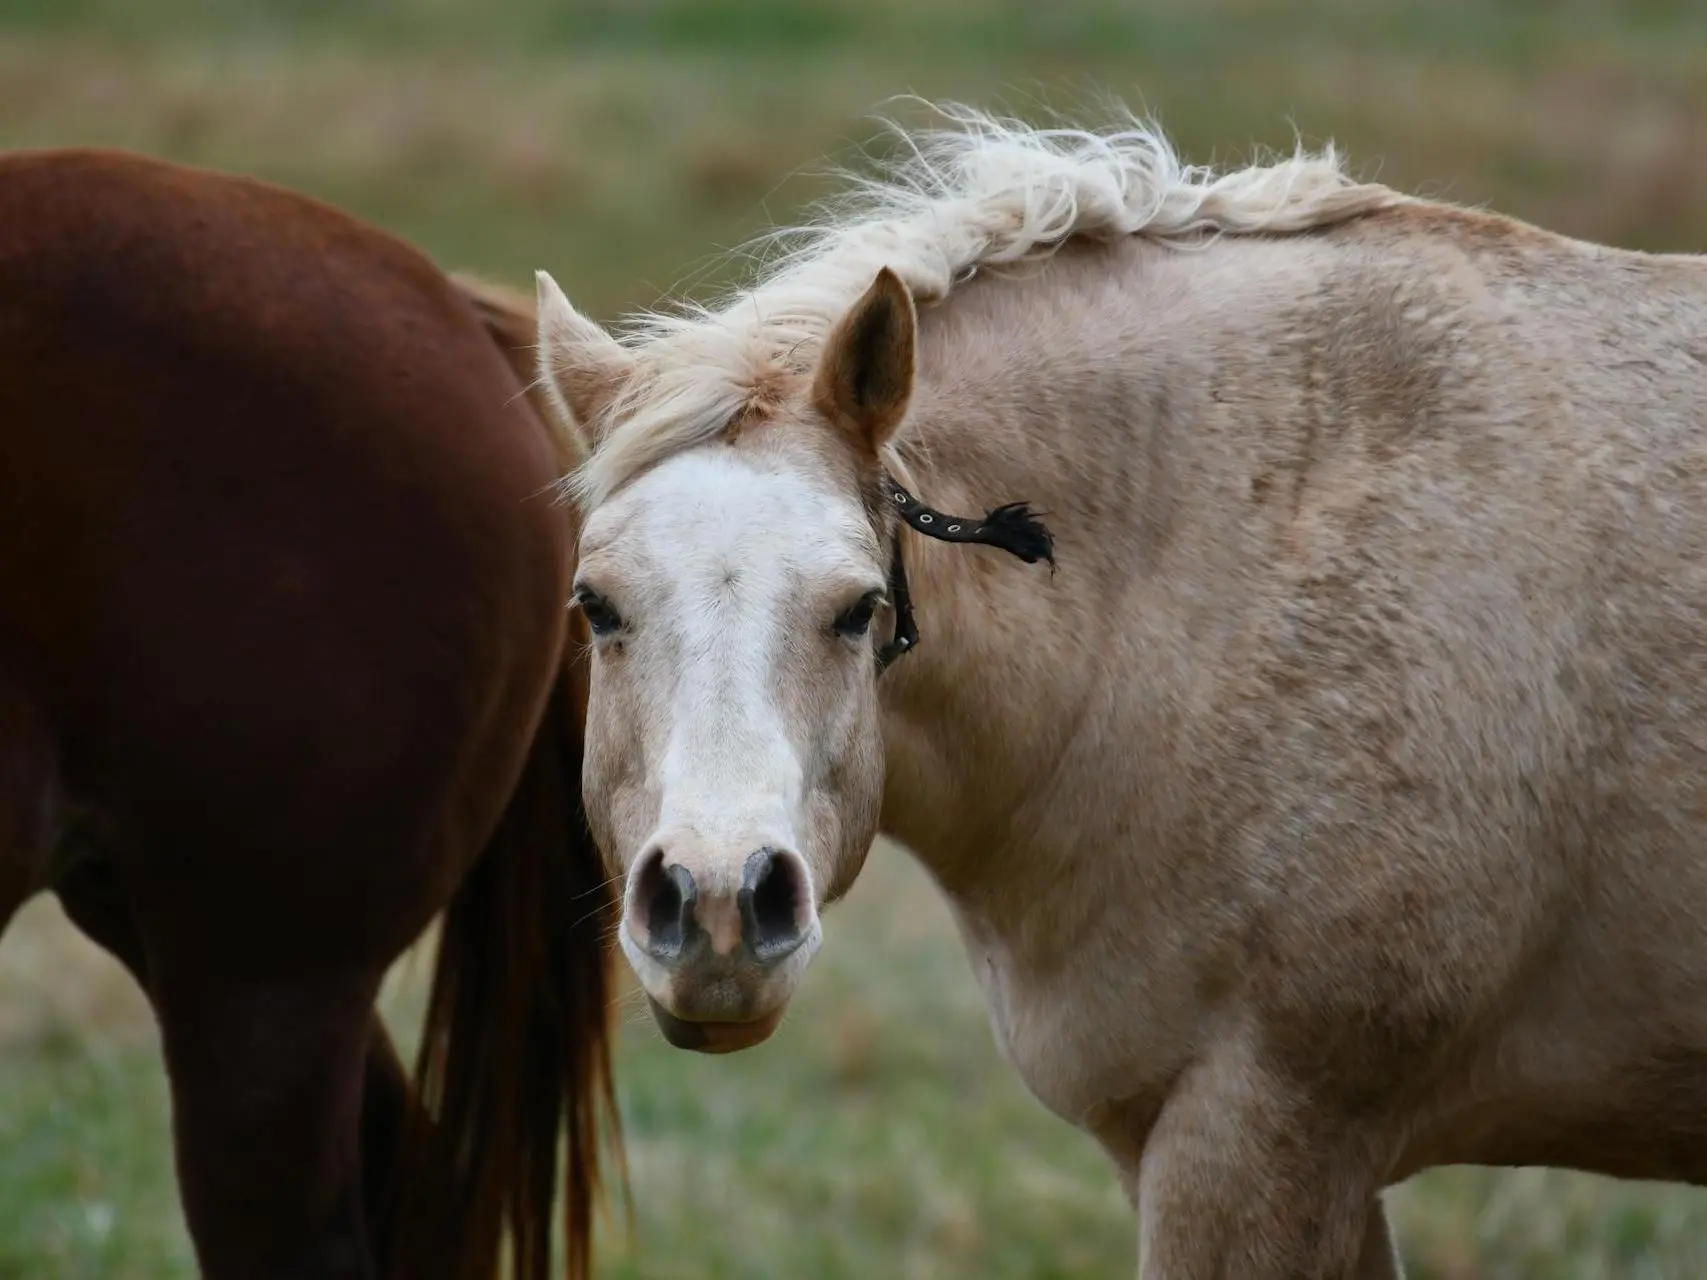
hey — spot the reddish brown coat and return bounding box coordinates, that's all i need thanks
[0,148,619,1280]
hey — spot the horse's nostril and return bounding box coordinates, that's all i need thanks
[739,848,809,961]
[634,846,696,959]
[628,844,809,968]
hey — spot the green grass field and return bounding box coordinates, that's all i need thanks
[2,1,1706,1275]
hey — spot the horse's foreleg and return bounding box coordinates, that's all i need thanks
[150,960,383,1280]
[1129,1183,1402,1280]
[1132,1056,1402,1279]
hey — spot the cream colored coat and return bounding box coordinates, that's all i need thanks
[534,102,1707,1277]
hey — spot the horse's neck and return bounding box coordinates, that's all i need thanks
[876,239,1184,912]
[874,228,1343,927]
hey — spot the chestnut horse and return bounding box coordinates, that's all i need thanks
[534,100,1707,1277]
[0,148,620,1279]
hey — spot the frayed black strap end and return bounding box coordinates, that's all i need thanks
[978,501,1056,569]
[880,472,1058,572]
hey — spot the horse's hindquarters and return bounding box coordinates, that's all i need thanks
[0,147,595,1280]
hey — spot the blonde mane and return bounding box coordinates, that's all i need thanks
[563,99,1410,508]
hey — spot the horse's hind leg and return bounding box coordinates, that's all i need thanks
[0,681,61,934]
[55,853,152,990]
[359,1015,423,1275]
[148,954,383,1280]
[1356,1199,1403,1280]
[57,853,427,1277]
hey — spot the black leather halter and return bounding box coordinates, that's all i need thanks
[873,472,1056,673]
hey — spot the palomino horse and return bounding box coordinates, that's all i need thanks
[529,100,1707,1275]
[0,148,621,1279]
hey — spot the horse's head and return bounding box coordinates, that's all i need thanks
[539,268,920,1053]
[539,263,1052,1053]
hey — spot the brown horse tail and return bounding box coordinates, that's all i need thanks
[383,274,626,1280]
[389,651,626,1280]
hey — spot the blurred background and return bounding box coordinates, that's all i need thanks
[0,1,1704,1276]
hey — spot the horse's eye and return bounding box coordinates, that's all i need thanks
[575,590,624,637]
[833,593,881,639]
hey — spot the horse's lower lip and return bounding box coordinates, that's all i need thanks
[645,996,785,1054]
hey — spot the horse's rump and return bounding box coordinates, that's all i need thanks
[0,146,622,1279]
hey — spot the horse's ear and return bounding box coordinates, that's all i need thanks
[535,270,635,449]
[811,266,916,453]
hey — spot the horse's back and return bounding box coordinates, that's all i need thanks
[0,149,569,956]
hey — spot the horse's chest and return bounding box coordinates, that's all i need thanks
[975,954,1090,1120]
[964,932,1190,1133]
